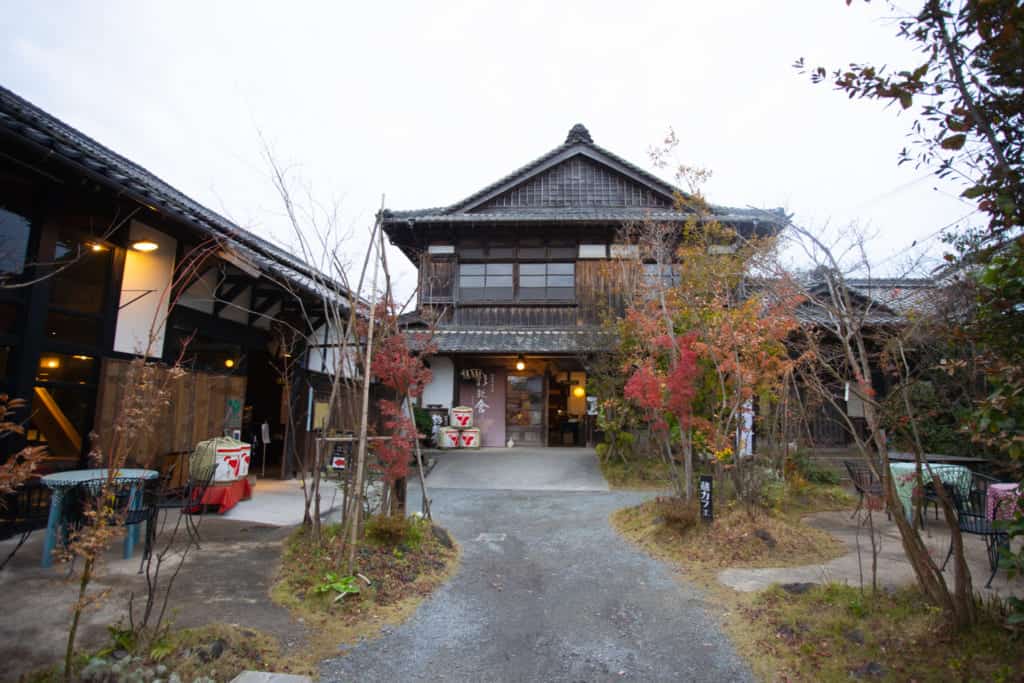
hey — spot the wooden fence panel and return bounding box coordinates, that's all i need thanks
[95,358,247,467]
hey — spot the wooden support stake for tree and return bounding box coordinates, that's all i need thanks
[345,205,383,575]
[404,394,432,520]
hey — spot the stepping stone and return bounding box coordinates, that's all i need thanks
[231,672,312,683]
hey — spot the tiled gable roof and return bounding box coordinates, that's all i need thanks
[383,124,787,228]
[0,84,350,305]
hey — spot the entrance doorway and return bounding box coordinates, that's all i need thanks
[547,369,587,446]
[505,374,544,446]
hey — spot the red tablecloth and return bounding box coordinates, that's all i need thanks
[195,478,253,514]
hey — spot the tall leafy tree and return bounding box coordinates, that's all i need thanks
[799,0,1024,627]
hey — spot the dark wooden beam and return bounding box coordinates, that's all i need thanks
[213,281,249,316]
[248,289,283,325]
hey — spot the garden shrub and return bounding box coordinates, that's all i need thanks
[365,514,413,546]
[412,406,433,437]
[650,496,699,533]
[364,513,430,548]
[758,467,787,510]
[789,450,840,486]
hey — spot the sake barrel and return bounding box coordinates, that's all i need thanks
[439,427,461,449]
[459,428,481,449]
[450,406,474,429]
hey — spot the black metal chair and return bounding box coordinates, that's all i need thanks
[0,480,52,570]
[942,473,1011,588]
[921,479,943,523]
[152,463,217,551]
[844,460,890,519]
[62,477,159,570]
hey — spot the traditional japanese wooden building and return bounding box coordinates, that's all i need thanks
[0,85,352,477]
[384,124,785,448]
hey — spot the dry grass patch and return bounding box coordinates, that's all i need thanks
[155,623,305,681]
[730,582,1022,682]
[22,623,305,683]
[611,497,846,574]
[598,458,672,490]
[271,518,460,664]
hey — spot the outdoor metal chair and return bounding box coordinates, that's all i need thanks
[942,473,1010,588]
[57,477,159,572]
[843,460,890,520]
[922,480,943,522]
[0,480,51,570]
[152,463,217,551]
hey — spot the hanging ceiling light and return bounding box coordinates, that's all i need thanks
[572,385,586,398]
[131,240,159,252]
[224,358,235,368]
[515,355,526,371]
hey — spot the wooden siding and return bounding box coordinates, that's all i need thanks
[94,358,247,467]
[451,305,578,328]
[477,156,671,210]
[576,259,641,323]
[420,255,645,329]
[419,256,455,304]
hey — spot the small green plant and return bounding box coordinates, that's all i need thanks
[365,513,430,548]
[314,572,361,602]
[148,638,173,663]
[106,624,136,653]
[789,450,840,486]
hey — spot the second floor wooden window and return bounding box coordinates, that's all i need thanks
[459,263,514,301]
[456,262,576,302]
[518,263,575,301]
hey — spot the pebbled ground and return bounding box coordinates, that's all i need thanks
[320,485,753,683]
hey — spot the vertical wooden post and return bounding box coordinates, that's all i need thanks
[345,211,383,575]
[405,394,433,520]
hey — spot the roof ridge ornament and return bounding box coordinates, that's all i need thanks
[565,123,593,144]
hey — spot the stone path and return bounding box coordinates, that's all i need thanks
[321,485,752,682]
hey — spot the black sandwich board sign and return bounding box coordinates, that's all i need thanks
[699,475,713,523]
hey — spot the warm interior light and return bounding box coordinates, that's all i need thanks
[572,385,586,398]
[224,358,235,368]
[515,355,526,372]
[131,240,159,252]
[41,358,60,369]
[72,354,92,361]
[88,243,106,252]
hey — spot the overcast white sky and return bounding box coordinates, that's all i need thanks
[2,1,976,301]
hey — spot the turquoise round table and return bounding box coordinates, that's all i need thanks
[888,462,971,520]
[39,468,159,568]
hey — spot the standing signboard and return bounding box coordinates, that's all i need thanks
[699,475,713,523]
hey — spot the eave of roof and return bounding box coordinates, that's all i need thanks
[0,84,352,306]
[412,328,610,354]
[381,124,788,254]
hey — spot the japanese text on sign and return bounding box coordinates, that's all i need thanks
[699,475,713,522]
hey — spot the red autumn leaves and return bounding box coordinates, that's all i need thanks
[371,332,433,485]
[623,335,700,434]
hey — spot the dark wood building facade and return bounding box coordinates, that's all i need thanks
[384,124,783,448]
[0,85,351,477]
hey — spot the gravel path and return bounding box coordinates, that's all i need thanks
[320,487,753,682]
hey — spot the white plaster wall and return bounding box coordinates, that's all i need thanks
[113,221,176,357]
[179,269,216,314]
[305,323,357,378]
[421,356,454,408]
